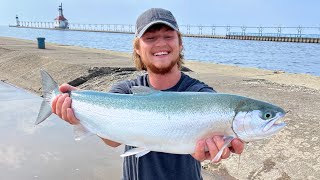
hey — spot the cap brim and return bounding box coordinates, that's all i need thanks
[136,20,179,38]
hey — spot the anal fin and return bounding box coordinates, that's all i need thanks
[120,147,150,158]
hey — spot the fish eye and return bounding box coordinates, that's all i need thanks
[264,113,271,119]
[261,111,275,120]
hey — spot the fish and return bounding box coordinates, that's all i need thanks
[35,70,286,161]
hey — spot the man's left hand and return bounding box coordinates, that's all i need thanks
[191,136,244,162]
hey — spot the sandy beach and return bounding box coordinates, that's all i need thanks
[1,36,319,179]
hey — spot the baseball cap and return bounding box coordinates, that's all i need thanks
[135,8,179,38]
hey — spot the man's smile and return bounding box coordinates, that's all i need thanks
[153,51,170,56]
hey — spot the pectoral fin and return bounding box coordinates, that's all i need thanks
[212,136,234,162]
[120,147,150,158]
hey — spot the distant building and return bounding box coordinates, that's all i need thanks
[54,3,69,29]
[15,15,20,26]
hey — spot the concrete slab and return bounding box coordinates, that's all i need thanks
[0,81,123,180]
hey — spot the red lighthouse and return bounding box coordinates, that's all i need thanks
[54,3,69,29]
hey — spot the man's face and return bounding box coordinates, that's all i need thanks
[136,25,182,74]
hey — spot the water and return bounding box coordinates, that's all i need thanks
[0,26,319,76]
[0,81,123,179]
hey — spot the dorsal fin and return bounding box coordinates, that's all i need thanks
[131,86,159,95]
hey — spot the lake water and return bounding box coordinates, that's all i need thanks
[0,26,319,76]
[0,81,123,179]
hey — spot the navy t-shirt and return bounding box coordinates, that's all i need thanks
[109,72,216,180]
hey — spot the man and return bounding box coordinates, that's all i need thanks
[52,8,244,180]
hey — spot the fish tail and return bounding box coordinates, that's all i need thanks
[35,70,59,125]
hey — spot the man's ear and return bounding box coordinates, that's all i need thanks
[136,48,141,56]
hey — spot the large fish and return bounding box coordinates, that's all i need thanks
[36,70,286,160]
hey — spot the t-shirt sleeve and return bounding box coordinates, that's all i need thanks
[109,75,146,94]
[198,86,216,93]
[109,80,133,94]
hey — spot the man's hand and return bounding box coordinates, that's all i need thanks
[51,83,121,147]
[192,136,244,162]
[52,83,79,124]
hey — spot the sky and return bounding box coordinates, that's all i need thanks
[0,0,319,27]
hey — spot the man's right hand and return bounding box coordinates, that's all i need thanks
[52,83,80,125]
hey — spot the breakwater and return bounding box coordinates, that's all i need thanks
[9,22,320,43]
[226,34,320,43]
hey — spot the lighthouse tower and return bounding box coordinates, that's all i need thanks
[15,15,20,27]
[54,3,69,29]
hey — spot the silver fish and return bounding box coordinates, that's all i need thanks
[36,70,286,160]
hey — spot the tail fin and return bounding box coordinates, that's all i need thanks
[35,70,59,125]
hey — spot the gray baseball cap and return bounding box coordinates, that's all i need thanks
[135,8,179,38]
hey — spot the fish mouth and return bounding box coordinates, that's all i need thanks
[263,112,286,133]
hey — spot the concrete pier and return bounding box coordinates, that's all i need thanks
[226,35,320,43]
[9,24,320,43]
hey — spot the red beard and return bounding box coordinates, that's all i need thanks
[144,57,179,75]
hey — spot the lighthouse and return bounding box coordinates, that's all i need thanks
[15,15,20,27]
[54,3,69,29]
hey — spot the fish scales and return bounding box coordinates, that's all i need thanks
[71,91,237,153]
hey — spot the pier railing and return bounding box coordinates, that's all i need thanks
[10,21,320,43]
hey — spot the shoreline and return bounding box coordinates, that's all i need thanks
[1,36,319,179]
[1,32,319,77]
[0,36,319,93]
